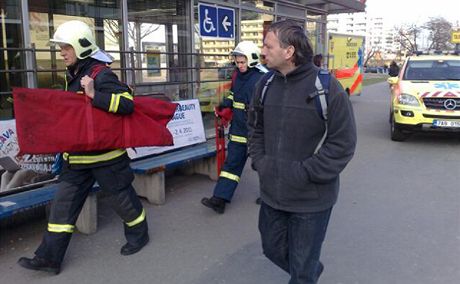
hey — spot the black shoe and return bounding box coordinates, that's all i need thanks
[255,197,262,205]
[18,256,60,275]
[201,196,226,214]
[120,235,150,256]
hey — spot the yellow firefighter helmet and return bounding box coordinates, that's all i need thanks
[50,20,99,60]
[231,41,260,67]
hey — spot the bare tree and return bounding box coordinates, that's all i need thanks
[424,17,453,51]
[104,20,161,80]
[128,22,161,48]
[104,19,121,45]
[103,19,161,46]
[394,24,421,54]
[364,46,377,67]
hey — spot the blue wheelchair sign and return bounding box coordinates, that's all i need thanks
[199,3,234,39]
[199,4,217,37]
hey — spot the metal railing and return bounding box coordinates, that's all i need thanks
[0,45,235,96]
[0,46,233,88]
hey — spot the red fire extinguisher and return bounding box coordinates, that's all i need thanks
[215,116,226,175]
[214,107,233,174]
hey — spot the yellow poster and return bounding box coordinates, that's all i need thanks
[451,31,460,44]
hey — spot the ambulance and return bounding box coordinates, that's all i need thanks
[327,33,365,96]
[387,52,460,141]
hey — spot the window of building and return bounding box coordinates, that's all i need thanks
[0,0,24,119]
[27,0,122,91]
[127,0,192,101]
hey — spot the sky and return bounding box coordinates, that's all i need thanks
[365,0,460,27]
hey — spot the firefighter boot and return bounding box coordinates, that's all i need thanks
[120,235,150,256]
[201,196,226,214]
[18,256,60,275]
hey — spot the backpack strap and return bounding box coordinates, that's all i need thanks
[250,71,274,129]
[314,70,330,121]
[258,70,275,105]
[313,70,331,154]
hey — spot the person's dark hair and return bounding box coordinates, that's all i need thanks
[313,54,323,67]
[267,20,313,66]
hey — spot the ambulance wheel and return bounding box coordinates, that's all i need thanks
[390,113,409,141]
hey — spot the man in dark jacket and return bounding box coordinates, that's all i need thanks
[248,20,356,283]
[201,41,266,214]
[18,20,149,275]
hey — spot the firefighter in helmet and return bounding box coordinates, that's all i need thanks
[201,41,267,214]
[18,20,149,274]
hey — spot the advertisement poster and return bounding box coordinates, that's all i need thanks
[0,120,55,173]
[1,99,205,168]
[129,99,206,159]
[146,49,161,77]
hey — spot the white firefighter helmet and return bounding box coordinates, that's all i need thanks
[231,41,260,67]
[50,20,112,63]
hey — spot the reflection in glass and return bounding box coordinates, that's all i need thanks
[306,21,317,54]
[194,1,235,114]
[241,10,273,51]
[127,0,191,100]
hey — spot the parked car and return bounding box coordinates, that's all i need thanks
[364,66,378,73]
[387,52,460,141]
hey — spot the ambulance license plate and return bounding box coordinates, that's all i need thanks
[433,120,460,128]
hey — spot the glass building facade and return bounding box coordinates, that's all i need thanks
[0,0,363,134]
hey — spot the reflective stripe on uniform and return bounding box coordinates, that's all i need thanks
[219,171,240,182]
[109,92,133,113]
[64,149,126,164]
[126,208,146,227]
[65,75,68,91]
[229,134,247,144]
[233,101,245,110]
[227,94,234,101]
[48,223,75,233]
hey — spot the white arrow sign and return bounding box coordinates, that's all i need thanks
[222,15,231,32]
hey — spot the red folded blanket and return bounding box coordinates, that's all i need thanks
[13,87,178,155]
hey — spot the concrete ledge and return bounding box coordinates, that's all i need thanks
[75,191,98,235]
[191,156,218,181]
[132,171,165,205]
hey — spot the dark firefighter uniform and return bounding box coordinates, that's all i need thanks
[212,67,264,201]
[35,58,148,265]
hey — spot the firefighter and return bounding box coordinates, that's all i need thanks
[18,20,149,274]
[201,41,266,214]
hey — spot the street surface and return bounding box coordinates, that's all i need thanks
[1,81,459,284]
